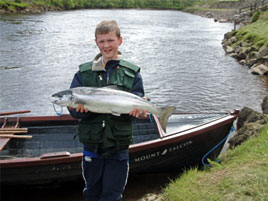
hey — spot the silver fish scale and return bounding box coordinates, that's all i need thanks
[72,87,142,100]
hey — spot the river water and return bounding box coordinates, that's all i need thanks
[1,9,268,201]
[1,9,268,116]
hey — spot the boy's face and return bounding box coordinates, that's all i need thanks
[95,31,122,63]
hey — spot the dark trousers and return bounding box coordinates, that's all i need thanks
[82,155,129,201]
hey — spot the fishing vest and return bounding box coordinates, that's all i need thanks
[78,59,140,155]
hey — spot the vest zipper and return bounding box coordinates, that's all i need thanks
[98,74,105,86]
[102,120,105,128]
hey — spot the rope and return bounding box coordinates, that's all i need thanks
[53,103,63,116]
[202,126,235,167]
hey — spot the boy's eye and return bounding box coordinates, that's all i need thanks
[97,39,114,44]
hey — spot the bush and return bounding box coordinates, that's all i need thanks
[82,0,92,8]
[62,0,74,9]
[52,0,63,8]
[0,1,8,8]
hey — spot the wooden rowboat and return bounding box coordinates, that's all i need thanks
[0,110,238,186]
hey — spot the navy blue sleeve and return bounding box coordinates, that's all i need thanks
[68,71,93,119]
[131,72,145,97]
[70,71,83,88]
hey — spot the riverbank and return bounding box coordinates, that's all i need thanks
[186,1,268,76]
[183,0,239,23]
[222,11,268,75]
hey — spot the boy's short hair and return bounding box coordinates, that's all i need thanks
[95,20,121,39]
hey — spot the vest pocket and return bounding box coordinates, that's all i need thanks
[123,70,135,90]
[112,121,132,145]
[78,122,103,144]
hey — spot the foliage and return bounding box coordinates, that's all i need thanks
[0,0,28,9]
[73,0,195,9]
[193,0,218,7]
[50,0,63,8]
[62,0,74,9]
[0,0,196,11]
[163,123,268,201]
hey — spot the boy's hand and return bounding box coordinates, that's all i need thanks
[129,97,149,118]
[129,108,147,119]
[68,105,89,113]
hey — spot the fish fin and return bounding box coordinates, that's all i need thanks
[111,111,121,116]
[158,106,176,132]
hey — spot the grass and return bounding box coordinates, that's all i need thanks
[183,0,238,15]
[190,0,239,8]
[240,12,268,39]
[227,11,268,49]
[219,0,239,1]
[185,7,235,12]
[162,123,268,201]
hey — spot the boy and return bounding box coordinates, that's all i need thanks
[69,20,146,201]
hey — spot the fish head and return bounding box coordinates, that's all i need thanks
[51,90,74,106]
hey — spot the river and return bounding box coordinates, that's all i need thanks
[1,9,268,201]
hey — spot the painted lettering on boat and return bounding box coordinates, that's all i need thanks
[134,140,193,162]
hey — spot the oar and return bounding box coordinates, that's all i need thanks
[0,135,32,139]
[0,110,31,116]
[0,128,28,131]
[0,128,28,134]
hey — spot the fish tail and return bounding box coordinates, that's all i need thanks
[158,106,176,132]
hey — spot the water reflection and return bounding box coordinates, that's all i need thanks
[2,173,177,201]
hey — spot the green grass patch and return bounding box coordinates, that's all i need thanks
[163,123,268,201]
[251,11,261,23]
[230,11,268,49]
[219,0,239,1]
[184,6,235,12]
[32,0,52,6]
[190,0,239,8]
[241,21,268,40]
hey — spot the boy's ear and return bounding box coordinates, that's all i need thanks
[119,37,123,45]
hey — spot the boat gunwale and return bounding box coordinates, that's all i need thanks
[130,113,237,152]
